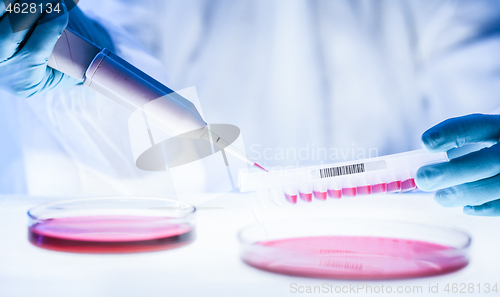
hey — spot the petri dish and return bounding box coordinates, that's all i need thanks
[239,219,470,280]
[28,197,195,253]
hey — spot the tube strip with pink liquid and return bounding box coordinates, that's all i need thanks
[239,150,448,204]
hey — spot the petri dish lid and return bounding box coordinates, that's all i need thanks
[28,197,196,253]
[238,218,471,280]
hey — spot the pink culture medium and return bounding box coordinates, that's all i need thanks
[242,235,469,280]
[29,215,194,253]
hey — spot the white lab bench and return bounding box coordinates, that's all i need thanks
[0,192,498,297]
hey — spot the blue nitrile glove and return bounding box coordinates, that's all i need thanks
[415,114,500,216]
[0,1,113,98]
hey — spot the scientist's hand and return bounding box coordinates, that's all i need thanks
[0,2,113,98]
[415,114,500,216]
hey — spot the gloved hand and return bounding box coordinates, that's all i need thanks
[415,114,500,216]
[0,1,114,98]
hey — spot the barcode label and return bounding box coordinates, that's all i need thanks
[319,163,365,178]
[310,160,387,179]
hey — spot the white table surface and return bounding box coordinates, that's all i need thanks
[0,192,498,297]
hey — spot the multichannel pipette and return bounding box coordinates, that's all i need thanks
[48,28,267,172]
[239,149,449,204]
[205,129,269,172]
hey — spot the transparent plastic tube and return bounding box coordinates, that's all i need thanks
[238,150,448,204]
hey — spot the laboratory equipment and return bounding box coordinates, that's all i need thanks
[239,219,470,279]
[48,28,266,172]
[0,1,114,98]
[239,150,449,204]
[28,198,195,253]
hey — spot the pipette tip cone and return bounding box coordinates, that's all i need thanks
[253,163,268,172]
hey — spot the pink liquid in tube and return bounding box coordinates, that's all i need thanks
[401,178,417,192]
[29,215,194,253]
[285,193,298,204]
[299,192,313,202]
[327,189,342,199]
[387,181,402,193]
[342,187,357,197]
[242,236,468,280]
[371,183,387,194]
[356,185,372,195]
[313,191,327,200]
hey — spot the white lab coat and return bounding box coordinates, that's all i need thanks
[1,0,500,196]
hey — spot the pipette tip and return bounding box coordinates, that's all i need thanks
[254,163,269,172]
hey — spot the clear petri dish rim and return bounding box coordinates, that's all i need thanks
[28,197,196,222]
[238,218,471,251]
